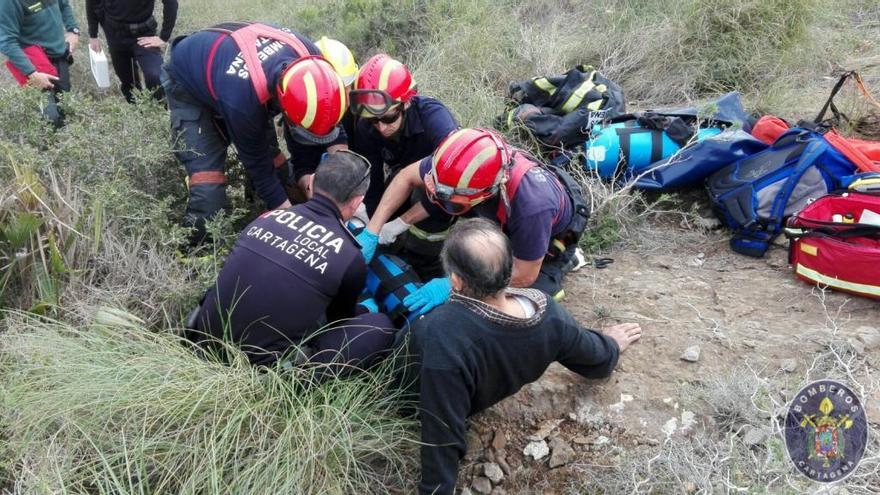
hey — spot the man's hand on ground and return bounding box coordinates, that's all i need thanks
[89,38,102,53]
[601,322,642,353]
[403,277,451,316]
[65,32,80,53]
[137,36,166,49]
[28,72,59,89]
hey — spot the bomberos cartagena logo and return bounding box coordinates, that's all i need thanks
[784,379,868,482]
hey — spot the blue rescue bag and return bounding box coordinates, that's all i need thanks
[585,92,762,189]
[707,128,858,257]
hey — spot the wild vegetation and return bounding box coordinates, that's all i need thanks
[1,0,878,492]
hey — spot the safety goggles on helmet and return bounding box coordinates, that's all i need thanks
[362,105,403,126]
[424,170,498,215]
[349,89,398,117]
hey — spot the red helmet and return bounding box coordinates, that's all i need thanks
[425,128,512,215]
[350,54,417,117]
[277,56,347,144]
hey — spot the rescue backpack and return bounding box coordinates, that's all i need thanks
[707,128,858,257]
[784,190,880,300]
[498,65,626,148]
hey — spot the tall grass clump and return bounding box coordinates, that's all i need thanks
[0,310,417,494]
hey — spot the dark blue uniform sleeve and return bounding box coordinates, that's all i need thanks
[418,99,459,149]
[325,254,367,323]
[218,101,289,209]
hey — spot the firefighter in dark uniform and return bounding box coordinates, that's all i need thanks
[161,22,349,245]
[85,0,178,102]
[363,128,590,314]
[298,54,459,279]
[195,151,396,367]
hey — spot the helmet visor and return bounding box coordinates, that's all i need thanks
[424,171,492,215]
[349,89,395,117]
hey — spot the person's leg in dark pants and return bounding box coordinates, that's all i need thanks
[107,35,139,103]
[529,244,576,300]
[309,313,397,371]
[134,43,165,101]
[162,66,230,245]
[43,55,71,128]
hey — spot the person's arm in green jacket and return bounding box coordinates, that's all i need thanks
[0,2,34,75]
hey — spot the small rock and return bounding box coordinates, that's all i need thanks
[471,477,492,494]
[523,440,549,461]
[572,435,591,445]
[680,345,701,363]
[491,430,507,451]
[568,412,577,421]
[465,430,484,461]
[662,417,678,437]
[548,437,575,468]
[742,426,769,447]
[679,410,696,434]
[483,462,504,484]
[780,358,798,373]
[856,326,880,350]
[528,418,564,441]
[847,337,866,355]
[687,252,705,268]
[495,450,512,475]
[593,435,610,446]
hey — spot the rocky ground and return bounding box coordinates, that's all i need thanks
[455,218,880,494]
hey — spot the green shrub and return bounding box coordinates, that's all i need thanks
[0,310,417,494]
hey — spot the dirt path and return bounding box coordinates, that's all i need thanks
[457,223,880,494]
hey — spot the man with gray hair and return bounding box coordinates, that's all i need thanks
[401,217,642,494]
[195,150,395,368]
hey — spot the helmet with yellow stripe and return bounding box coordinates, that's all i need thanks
[425,128,512,215]
[350,54,417,117]
[277,55,347,145]
[315,37,358,87]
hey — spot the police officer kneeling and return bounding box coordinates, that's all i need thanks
[194,151,396,369]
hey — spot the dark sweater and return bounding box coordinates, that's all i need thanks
[85,0,178,41]
[402,289,620,494]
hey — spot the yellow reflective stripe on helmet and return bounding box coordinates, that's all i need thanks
[433,129,468,169]
[378,60,402,93]
[337,75,347,123]
[301,71,317,129]
[281,58,310,92]
[408,225,449,242]
[560,72,597,113]
[456,146,497,189]
[533,77,556,95]
[795,263,880,297]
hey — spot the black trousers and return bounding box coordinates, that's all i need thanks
[105,32,164,103]
[43,54,71,128]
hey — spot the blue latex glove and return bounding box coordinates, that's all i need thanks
[403,277,452,316]
[355,229,379,263]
